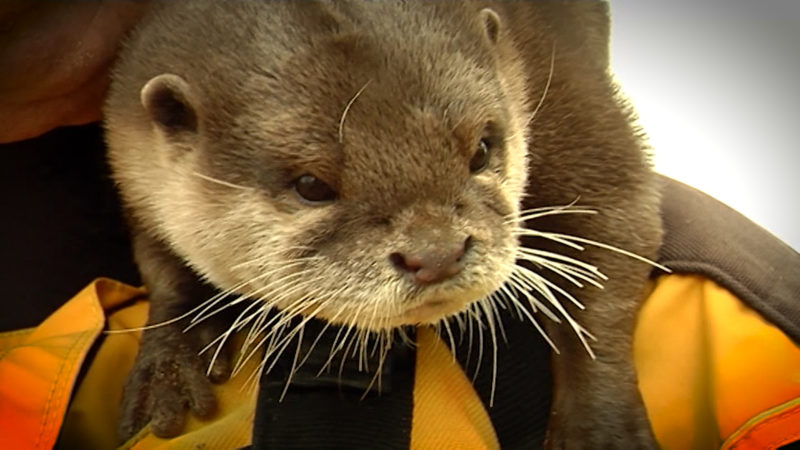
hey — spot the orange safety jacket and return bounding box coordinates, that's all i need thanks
[1,176,798,449]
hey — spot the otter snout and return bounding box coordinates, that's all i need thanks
[389,236,472,284]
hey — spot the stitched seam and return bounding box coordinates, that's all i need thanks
[34,290,104,449]
[33,331,85,449]
[0,328,36,360]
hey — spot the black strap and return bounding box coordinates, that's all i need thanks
[656,175,800,344]
[250,320,416,449]
[446,312,553,449]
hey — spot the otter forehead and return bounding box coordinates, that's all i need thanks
[198,4,515,207]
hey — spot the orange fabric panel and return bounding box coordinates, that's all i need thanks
[57,281,257,450]
[635,274,800,449]
[0,279,137,450]
[722,399,800,449]
[411,327,499,450]
[0,279,257,450]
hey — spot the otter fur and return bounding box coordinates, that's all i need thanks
[105,1,662,448]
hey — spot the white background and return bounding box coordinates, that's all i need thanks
[609,1,799,250]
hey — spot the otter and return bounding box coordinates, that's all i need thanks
[105,1,663,448]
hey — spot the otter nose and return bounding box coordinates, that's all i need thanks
[389,237,472,285]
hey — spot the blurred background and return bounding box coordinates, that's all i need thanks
[610,0,799,250]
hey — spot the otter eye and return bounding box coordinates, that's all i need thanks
[293,174,337,203]
[469,139,491,174]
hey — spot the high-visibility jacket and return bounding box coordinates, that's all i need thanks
[1,176,798,449]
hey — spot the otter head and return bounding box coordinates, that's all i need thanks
[109,3,531,332]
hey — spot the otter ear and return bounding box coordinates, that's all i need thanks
[140,74,198,135]
[479,8,501,45]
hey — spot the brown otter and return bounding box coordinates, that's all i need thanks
[105,1,662,447]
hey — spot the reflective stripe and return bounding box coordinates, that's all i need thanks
[722,398,800,449]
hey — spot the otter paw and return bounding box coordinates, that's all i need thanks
[118,328,232,442]
[544,409,658,450]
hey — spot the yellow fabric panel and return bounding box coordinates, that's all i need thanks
[0,279,110,450]
[0,278,256,450]
[635,275,719,449]
[58,297,148,450]
[708,279,800,439]
[635,274,800,449]
[53,280,258,450]
[411,326,499,450]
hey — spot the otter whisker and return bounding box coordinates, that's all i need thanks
[233,291,321,377]
[512,264,597,358]
[527,41,556,127]
[192,270,312,358]
[492,287,559,353]
[515,228,670,272]
[506,271,563,321]
[244,300,326,387]
[319,301,371,376]
[202,298,265,376]
[231,252,320,271]
[439,318,456,361]
[279,324,305,401]
[513,198,583,217]
[241,303,274,360]
[397,327,413,347]
[295,303,348,371]
[338,328,361,380]
[192,171,251,191]
[254,294,320,347]
[516,245,604,275]
[338,79,372,144]
[285,285,354,373]
[513,262,585,310]
[513,228,586,251]
[472,302,486,382]
[477,298,499,407]
[497,280,535,321]
[511,207,597,224]
[465,305,475,368]
[518,255,598,290]
[103,283,242,335]
[239,293,307,367]
[189,261,311,328]
[361,332,392,399]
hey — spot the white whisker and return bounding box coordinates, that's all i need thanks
[192,171,251,191]
[527,42,556,127]
[338,80,372,143]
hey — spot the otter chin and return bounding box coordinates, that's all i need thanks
[401,299,460,325]
[108,1,662,448]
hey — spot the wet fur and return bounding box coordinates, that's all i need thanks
[106,1,661,448]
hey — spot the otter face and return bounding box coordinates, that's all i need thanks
[110,4,530,332]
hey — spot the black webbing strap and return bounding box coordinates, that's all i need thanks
[446,312,553,448]
[656,175,800,344]
[249,320,416,449]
